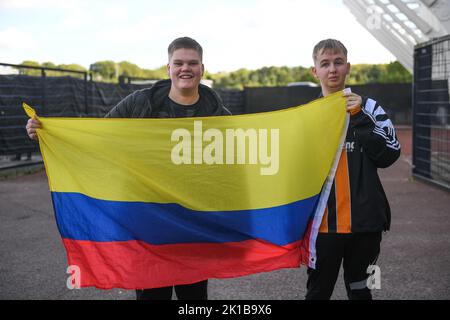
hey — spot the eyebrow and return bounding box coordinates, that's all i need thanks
[319,57,345,64]
[172,59,200,63]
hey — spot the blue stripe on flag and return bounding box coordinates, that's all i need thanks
[52,192,319,246]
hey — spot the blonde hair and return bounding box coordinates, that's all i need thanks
[312,39,348,62]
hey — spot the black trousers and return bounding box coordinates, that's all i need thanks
[136,280,208,300]
[306,232,381,300]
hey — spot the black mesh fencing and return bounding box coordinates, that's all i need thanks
[0,74,42,156]
[244,83,411,125]
[413,35,450,190]
[0,74,130,156]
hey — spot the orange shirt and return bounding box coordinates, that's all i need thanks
[319,150,352,234]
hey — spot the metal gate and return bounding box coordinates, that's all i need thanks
[413,35,450,190]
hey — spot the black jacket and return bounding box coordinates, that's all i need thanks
[105,79,231,118]
[319,95,401,233]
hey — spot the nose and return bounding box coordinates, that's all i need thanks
[329,63,337,73]
[180,63,191,72]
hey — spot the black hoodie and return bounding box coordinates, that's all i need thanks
[105,79,231,118]
[318,95,401,233]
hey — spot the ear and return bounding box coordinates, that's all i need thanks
[201,63,205,77]
[346,62,351,75]
[311,66,318,78]
[166,63,170,77]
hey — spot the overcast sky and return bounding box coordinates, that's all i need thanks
[0,0,396,73]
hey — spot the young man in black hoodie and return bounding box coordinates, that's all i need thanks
[26,37,230,300]
[305,39,401,300]
[105,37,230,119]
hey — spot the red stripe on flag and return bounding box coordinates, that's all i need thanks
[62,238,306,289]
[299,219,314,266]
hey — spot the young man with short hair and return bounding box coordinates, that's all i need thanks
[26,37,231,300]
[305,39,401,300]
[105,37,230,119]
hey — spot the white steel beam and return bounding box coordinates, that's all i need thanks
[343,0,450,72]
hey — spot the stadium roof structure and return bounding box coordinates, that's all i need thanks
[343,0,450,72]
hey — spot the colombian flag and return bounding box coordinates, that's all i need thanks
[23,92,348,290]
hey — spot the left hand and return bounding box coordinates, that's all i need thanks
[343,92,362,115]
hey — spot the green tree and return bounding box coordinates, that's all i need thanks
[141,65,168,80]
[41,62,57,69]
[292,66,317,84]
[118,61,142,77]
[210,65,318,89]
[90,60,117,82]
[57,63,86,72]
[15,59,412,86]
[20,60,41,76]
[41,62,59,77]
[56,63,87,79]
[347,62,412,84]
[383,61,412,83]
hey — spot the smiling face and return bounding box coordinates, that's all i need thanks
[312,48,351,96]
[167,48,204,95]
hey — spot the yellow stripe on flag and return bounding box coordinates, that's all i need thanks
[24,92,346,211]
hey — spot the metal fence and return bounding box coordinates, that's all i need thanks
[413,35,450,190]
[0,63,93,158]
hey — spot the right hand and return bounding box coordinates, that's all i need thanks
[26,117,42,141]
